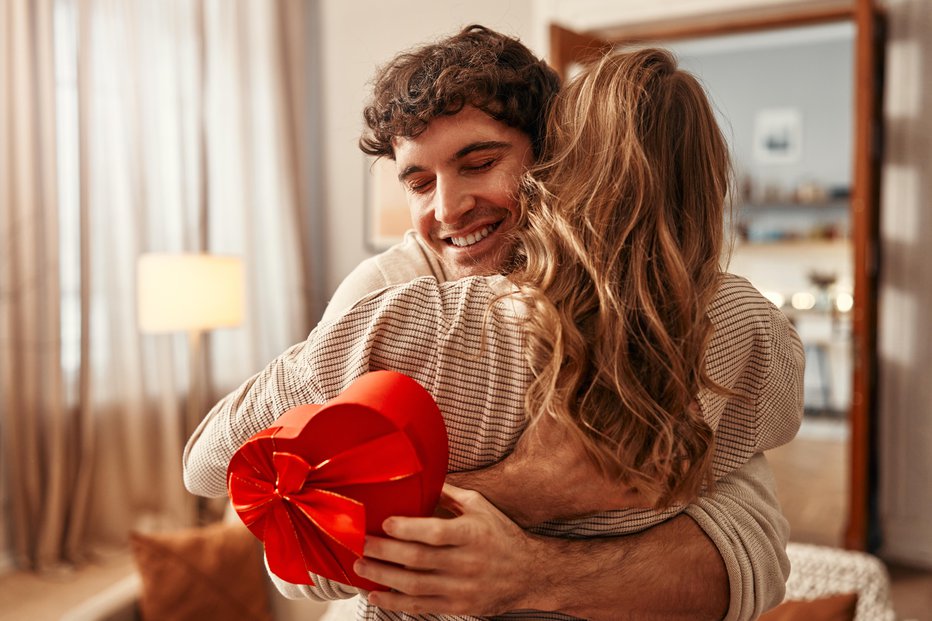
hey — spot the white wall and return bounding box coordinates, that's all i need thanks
[317,1,536,298]
[541,0,831,32]
[672,27,854,198]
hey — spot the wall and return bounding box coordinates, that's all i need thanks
[541,0,844,32]
[317,1,537,299]
[671,25,854,199]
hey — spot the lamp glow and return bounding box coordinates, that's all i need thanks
[137,254,244,333]
[791,291,817,311]
[835,292,854,313]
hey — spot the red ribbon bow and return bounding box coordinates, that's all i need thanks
[226,371,448,590]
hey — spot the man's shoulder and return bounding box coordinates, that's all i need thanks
[706,272,799,372]
[323,274,520,337]
[355,275,510,316]
[374,230,448,284]
[323,231,447,321]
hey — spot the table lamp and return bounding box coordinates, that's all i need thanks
[137,253,245,436]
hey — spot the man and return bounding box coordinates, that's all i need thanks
[185,26,791,621]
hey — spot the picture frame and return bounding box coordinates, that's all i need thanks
[753,108,803,164]
[364,157,411,251]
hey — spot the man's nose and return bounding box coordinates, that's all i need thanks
[434,178,475,224]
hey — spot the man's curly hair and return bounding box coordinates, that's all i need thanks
[359,25,560,160]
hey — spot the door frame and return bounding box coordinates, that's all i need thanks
[549,0,884,551]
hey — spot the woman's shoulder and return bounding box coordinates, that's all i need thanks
[709,273,774,318]
[706,272,790,348]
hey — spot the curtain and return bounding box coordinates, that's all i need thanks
[877,0,932,566]
[0,0,73,572]
[0,0,316,570]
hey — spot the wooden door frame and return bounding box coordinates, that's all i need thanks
[550,0,884,551]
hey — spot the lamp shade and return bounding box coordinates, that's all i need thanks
[138,254,244,333]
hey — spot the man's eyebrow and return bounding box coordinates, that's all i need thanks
[397,165,424,182]
[397,141,512,182]
[453,140,511,160]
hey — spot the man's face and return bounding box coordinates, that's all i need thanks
[393,106,534,279]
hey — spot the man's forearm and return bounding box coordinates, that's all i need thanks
[450,450,790,621]
[445,424,729,620]
[444,417,650,527]
[526,514,728,621]
[357,485,728,620]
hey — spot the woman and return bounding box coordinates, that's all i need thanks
[511,47,757,507]
[185,48,803,619]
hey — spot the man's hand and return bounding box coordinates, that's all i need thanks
[447,415,650,527]
[354,483,729,621]
[354,484,553,616]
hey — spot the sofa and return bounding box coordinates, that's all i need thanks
[60,518,358,621]
[61,573,359,621]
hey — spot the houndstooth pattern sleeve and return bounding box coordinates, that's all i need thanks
[700,274,805,479]
[183,275,529,499]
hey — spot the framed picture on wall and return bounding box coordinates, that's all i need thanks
[365,157,411,251]
[753,108,803,164]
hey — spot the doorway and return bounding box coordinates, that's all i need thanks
[549,0,884,550]
[675,23,854,547]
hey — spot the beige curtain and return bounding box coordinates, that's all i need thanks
[0,0,78,571]
[0,0,314,570]
[877,0,932,566]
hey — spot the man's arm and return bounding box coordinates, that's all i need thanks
[357,450,789,621]
[453,415,789,619]
[357,484,727,620]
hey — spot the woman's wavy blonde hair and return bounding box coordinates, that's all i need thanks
[508,48,732,508]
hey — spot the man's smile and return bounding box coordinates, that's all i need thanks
[393,106,533,279]
[445,221,502,248]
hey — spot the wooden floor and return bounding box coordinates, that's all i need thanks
[768,417,932,621]
[767,417,850,547]
[0,549,134,621]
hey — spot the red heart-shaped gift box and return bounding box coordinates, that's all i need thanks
[227,371,448,590]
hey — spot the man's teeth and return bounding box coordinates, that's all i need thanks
[450,224,495,247]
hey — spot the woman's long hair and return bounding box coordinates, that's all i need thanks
[509,48,732,508]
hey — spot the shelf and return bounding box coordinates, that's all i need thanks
[734,199,849,243]
[732,238,851,251]
[738,199,849,211]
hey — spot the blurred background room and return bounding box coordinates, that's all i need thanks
[1,0,931,619]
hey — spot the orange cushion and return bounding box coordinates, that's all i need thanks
[760,592,859,621]
[130,521,272,621]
